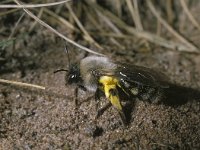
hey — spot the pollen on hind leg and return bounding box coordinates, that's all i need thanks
[108,88,122,111]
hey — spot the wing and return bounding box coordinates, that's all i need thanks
[96,62,169,88]
[117,63,169,88]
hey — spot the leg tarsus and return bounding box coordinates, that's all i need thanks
[74,87,79,107]
[118,110,127,126]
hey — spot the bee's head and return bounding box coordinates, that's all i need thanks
[67,64,82,84]
[54,63,82,85]
[54,45,85,85]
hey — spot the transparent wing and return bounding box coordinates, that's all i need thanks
[96,63,169,88]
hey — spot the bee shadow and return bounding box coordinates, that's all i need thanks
[162,83,200,106]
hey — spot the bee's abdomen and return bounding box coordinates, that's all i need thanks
[119,80,164,104]
[137,86,163,104]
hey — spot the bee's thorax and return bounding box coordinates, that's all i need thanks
[80,56,116,91]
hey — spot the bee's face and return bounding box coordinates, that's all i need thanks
[67,64,82,84]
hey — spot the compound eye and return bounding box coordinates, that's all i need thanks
[71,74,76,79]
[68,74,79,84]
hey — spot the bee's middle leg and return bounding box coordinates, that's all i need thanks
[94,88,112,119]
[74,85,87,107]
[94,88,101,110]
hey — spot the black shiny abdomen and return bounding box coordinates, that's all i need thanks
[137,86,163,104]
[119,79,164,104]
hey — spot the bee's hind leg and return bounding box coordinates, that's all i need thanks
[95,102,128,126]
[95,102,112,119]
[118,109,127,125]
[94,87,128,125]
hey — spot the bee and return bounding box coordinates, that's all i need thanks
[55,56,169,124]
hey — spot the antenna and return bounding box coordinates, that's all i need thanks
[54,69,68,74]
[64,43,71,69]
[53,43,70,74]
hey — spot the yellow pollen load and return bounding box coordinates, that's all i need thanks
[99,76,122,111]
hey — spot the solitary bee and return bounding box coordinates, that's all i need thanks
[56,56,169,124]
